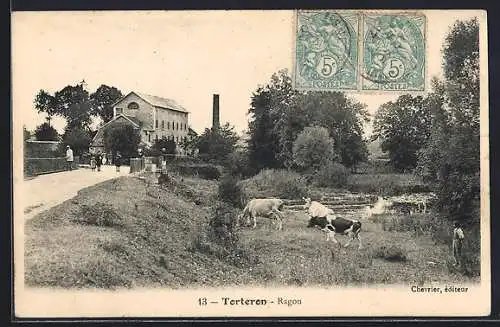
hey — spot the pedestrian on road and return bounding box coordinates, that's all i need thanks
[96,152,103,172]
[452,221,465,267]
[65,145,74,171]
[102,152,107,165]
[90,155,96,172]
[115,152,122,173]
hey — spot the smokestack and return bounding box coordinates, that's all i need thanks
[212,94,220,131]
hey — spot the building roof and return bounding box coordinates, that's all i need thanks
[112,91,188,113]
[134,92,188,113]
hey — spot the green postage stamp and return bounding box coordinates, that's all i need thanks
[294,10,426,92]
[294,11,359,90]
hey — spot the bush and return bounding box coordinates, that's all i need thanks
[189,202,259,268]
[313,162,349,188]
[73,202,123,227]
[241,169,308,199]
[227,150,255,178]
[372,245,407,262]
[173,163,222,180]
[292,126,336,173]
[218,175,247,208]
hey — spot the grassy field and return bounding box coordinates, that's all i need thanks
[24,174,478,289]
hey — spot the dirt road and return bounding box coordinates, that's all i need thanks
[22,165,131,220]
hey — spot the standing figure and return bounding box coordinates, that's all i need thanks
[65,145,74,171]
[452,222,465,267]
[102,152,107,165]
[95,152,103,172]
[115,152,122,173]
[90,155,96,172]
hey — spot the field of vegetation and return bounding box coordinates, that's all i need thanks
[24,173,479,289]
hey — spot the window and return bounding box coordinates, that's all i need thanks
[176,122,179,130]
[155,120,158,128]
[116,108,123,115]
[155,134,158,141]
[176,136,179,143]
[167,121,170,130]
[161,120,164,129]
[127,102,139,110]
[148,134,151,142]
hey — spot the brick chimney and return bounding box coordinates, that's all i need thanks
[212,94,220,131]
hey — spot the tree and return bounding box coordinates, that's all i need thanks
[34,82,123,128]
[424,18,480,220]
[61,127,92,156]
[292,126,336,173]
[103,124,141,159]
[34,90,57,126]
[247,69,369,172]
[248,69,297,170]
[372,95,431,171]
[90,85,123,123]
[197,123,239,163]
[34,122,59,141]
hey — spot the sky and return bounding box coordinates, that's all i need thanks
[12,10,483,137]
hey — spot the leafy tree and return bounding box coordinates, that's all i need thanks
[90,85,123,123]
[430,18,480,220]
[372,95,431,171]
[34,90,57,126]
[34,82,123,128]
[61,127,92,156]
[103,124,141,159]
[292,126,336,173]
[248,69,296,170]
[34,122,59,141]
[197,122,239,163]
[247,69,369,171]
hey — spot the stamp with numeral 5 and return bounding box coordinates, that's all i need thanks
[361,12,426,91]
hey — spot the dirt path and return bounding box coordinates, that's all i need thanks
[22,165,131,220]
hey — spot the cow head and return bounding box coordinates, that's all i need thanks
[302,197,312,209]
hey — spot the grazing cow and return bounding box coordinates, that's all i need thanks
[238,198,285,230]
[369,196,394,216]
[307,215,363,249]
[302,197,335,219]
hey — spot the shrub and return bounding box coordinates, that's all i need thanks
[292,126,336,173]
[189,202,259,268]
[227,150,255,178]
[173,163,222,180]
[241,169,308,199]
[372,245,407,262]
[218,175,246,209]
[73,202,123,227]
[313,162,349,188]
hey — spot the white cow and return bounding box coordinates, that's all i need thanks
[302,197,335,220]
[238,198,285,230]
[365,196,394,218]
